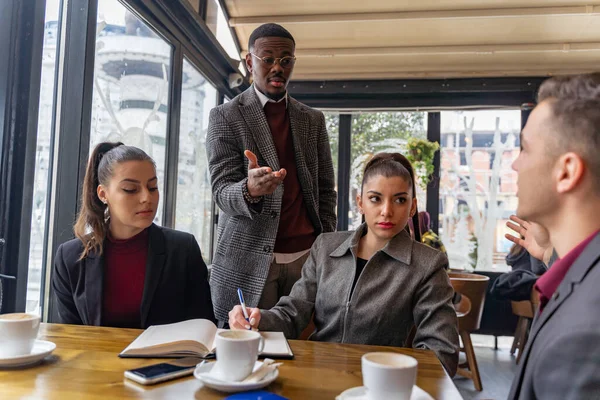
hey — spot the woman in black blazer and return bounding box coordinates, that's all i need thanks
[52,142,215,328]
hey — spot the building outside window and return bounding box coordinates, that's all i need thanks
[439,110,520,271]
[175,58,217,263]
[89,0,173,224]
[26,0,63,315]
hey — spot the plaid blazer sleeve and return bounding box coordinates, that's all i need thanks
[316,112,337,233]
[206,106,256,219]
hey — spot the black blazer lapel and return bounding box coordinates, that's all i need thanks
[140,224,166,327]
[239,87,281,171]
[83,251,104,326]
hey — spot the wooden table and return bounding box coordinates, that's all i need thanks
[0,324,462,399]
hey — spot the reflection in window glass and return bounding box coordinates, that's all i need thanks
[184,0,200,13]
[175,59,217,263]
[323,112,339,188]
[322,112,339,222]
[90,0,172,223]
[206,0,240,62]
[349,112,427,230]
[27,0,62,315]
[205,0,218,37]
[439,110,520,271]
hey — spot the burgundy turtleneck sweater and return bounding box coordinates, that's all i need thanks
[263,100,316,253]
[102,228,148,328]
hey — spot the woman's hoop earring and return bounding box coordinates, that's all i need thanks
[103,203,110,223]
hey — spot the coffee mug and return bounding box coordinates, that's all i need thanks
[362,352,418,400]
[214,330,264,382]
[0,313,41,358]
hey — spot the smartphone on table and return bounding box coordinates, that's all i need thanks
[124,357,202,385]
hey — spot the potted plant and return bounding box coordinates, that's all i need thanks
[404,137,440,190]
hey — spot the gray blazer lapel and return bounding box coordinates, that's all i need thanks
[330,226,364,258]
[515,233,600,381]
[382,229,413,265]
[84,252,104,326]
[529,234,600,338]
[140,224,166,327]
[238,87,280,171]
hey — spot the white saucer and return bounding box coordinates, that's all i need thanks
[0,340,56,368]
[336,385,434,400]
[194,360,279,393]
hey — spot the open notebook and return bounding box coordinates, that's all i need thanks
[119,319,294,359]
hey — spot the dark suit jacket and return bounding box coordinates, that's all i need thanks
[508,232,600,399]
[52,224,215,328]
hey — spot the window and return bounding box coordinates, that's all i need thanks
[206,0,239,61]
[349,112,427,229]
[174,58,217,263]
[89,0,173,223]
[323,112,339,188]
[205,0,218,37]
[184,0,200,13]
[26,0,63,315]
[439,110,520,271]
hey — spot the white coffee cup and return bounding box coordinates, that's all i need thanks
[0,313,41,358]
[362,352,418,400]
[214,330,264,382]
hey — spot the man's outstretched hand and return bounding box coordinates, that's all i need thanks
[245,150,286,197]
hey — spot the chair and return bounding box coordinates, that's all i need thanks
[473,270,520,347]
[510,300,535,364]
[510,288,539,364]
[448,272,490,392]
[0,273,17,314]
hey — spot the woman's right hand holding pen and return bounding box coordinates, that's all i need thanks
[229,306,261,330]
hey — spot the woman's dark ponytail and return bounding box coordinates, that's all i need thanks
[74,142,123,260]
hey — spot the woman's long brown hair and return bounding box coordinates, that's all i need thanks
[73,142,154,260]
[361,152,421,242]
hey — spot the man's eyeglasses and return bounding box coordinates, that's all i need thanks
[250,53,296,69]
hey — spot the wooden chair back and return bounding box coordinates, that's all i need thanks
[448,272,490,332]
[511,300,535,319]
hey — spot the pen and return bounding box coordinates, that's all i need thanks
[237,288,251,330]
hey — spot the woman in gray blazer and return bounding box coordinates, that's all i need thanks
[229,152,459,375]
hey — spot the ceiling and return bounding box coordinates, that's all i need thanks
[224,0,600,80]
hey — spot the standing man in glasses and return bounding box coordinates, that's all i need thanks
[206,23,337,325]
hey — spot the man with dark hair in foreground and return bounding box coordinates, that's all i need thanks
[507,72,600,399]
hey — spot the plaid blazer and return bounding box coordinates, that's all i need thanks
[206,86,337,321]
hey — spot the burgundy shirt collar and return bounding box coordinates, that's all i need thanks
[535,230,599,311]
